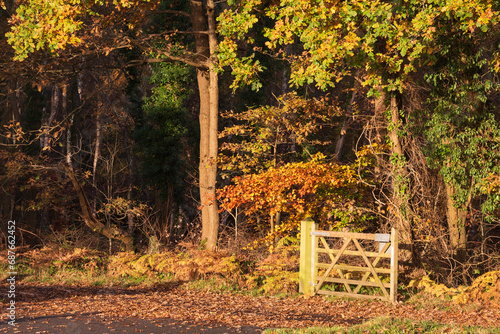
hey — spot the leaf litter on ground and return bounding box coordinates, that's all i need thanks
[1,282,499,332]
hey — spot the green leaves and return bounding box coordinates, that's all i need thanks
[217,3,263,91]
[423,32,500,216]
[219,0,500,94]
[7,0,83,60]
[6,0,159,60]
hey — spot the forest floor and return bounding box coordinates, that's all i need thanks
[1,282,500,333]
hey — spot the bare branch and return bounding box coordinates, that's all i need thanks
[124,54,209,70]
[147,10,191,18]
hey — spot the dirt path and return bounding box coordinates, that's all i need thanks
[1,283,499,333]
[1,315,262,333]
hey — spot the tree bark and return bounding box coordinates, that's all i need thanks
[8,78,21,124]
[61,84,74,167]
[388,94,413,260]
[93,112,102,185]
[41,85,60,150]
[334,91,356,162]
[190,0,219,250]
[444,182,469,260]
[373,87,387,144]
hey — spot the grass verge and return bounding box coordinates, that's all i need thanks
[264,317,500,334]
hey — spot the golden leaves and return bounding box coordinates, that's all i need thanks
[218,154,360,226]
[2,121,26,143]
[218,92,340,179]
[479,174,500,195]
[7,0,83,60]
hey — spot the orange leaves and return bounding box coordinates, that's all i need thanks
[218,154,359,221]
[2,121,26,143]
[218,145,381,248]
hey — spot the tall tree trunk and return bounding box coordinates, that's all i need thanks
[92,112,102,210]
[388,94,413,261]
[334,91,356,162]
[206,0,220,249]
[42,85,60,149]
[93,112,102,185]
[444,182,469,260]
[6,79,21,128]
[62,84,73,167]
[372,87,387,183]
[190,0,219,250]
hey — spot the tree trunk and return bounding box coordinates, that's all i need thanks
[190,0,219,250]
[62,84,73,167]
[93,112,102,185]
[444,182,469,260]
[7,78,21,129]
[373,87,387,145]
[41,85,60,150]
[64,163,134,252]
[371,87,387,189]
[92,111,102,210]
[334,91,356,162]
[388,94,413,260]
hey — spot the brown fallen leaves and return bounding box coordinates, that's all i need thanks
[2,282,500,330]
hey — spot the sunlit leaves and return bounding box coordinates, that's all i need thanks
[6,0,159,60]
[217,0,263,90]
[7,0,83,60]
[218,92,340,179]
[218,154,359,219]
[218,0,500,92]
[218,149,377,247]
[423,35,500,220]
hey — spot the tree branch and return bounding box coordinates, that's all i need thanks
[147,10,191,18]
[63,163,134,252]
[124,54,209,70]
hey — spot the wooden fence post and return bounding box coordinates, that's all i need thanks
[299,217,315,295]
[390,227,398,303]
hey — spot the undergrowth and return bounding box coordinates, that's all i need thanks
[407,271,500,308]
[0,239,301,295]
[1,239,499,307]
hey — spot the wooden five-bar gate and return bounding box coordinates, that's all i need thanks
[299,218,398,303]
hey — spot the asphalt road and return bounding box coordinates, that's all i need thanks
[1,315,264,334]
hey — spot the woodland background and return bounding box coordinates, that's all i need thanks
[1,0,500,288]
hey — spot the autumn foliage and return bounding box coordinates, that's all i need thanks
[218,151,375,247]
[3,0,500,295]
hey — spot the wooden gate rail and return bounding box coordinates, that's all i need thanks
[299,217,398,303]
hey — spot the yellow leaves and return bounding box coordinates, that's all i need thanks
[7,0,83,60]
[7,0,158,61]
[409,271,500,307]
[3,120,28,144]
[218,92,339,180]
[479,174,500,195]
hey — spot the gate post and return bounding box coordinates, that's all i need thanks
[299,217,315,295]
[390,227,399,303]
